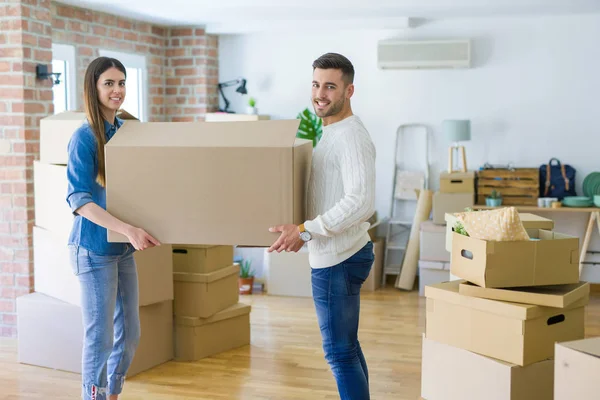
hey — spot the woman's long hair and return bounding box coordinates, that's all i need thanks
[83,57,126,187]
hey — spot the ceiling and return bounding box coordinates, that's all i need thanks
[55,0,600,34]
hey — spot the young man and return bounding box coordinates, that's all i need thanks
[268,52,376,400]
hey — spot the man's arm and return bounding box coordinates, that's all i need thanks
[304,132,376,237]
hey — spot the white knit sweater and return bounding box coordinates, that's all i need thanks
[303,114,376,269]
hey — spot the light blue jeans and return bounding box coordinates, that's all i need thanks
[69,245,141,400]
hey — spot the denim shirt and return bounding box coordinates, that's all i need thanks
[66,117,131,256]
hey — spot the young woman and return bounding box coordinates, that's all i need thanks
[66,56,160,400]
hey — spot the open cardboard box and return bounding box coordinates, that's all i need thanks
[105,119,312,247]
[450,229,579,288]
[425,280,586,366]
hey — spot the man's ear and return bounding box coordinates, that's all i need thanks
[346,83,354,99]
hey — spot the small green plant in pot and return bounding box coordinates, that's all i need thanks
[486,189,502,207]
[246,97,257,115]
[238,259,256,295]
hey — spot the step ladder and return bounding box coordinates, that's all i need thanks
[381,124,429,286]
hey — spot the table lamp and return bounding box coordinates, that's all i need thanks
[443,119,471,173]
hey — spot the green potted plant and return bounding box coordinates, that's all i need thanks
[486,189,502,207]
[238,259,255,295]
[246,97,257,115]
[296,107,322,147]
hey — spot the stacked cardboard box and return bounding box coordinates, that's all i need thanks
[172,244,251,361]
[421,211,589,400]
[554,337,600,399]
[432,171,475,225]
[418,221,450,296]
[17,112,175,377]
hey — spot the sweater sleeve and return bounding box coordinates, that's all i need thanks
[303,129,376,238]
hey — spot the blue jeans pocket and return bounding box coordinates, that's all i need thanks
[343,243,375,295]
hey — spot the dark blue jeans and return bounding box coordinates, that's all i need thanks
[311,241,374,400]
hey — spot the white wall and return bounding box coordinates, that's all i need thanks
[220,13,600,276]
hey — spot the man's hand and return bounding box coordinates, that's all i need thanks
[268,224,304,253]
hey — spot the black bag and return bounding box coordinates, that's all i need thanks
[539,158,576,200]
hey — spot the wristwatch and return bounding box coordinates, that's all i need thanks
[298,223,312,242]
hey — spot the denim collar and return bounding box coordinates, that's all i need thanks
[103,117,123,140]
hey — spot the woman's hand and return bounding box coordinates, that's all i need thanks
[125,226,161,251]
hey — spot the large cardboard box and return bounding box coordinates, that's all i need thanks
[418,260,450,296]
[432,192,473,224]
[421,336,553,400]
[459,281,590,308]
[34,161,73,239]
[172,245,234,274]
[554,337,600,400]
[205,113,270,122]
[17,293,173,377]
[173,264,240,317]
[420,221,450,262]
[33,226,174,307]
[444,212,554,252]
[451,230,579,288]
[175,303,251,361]
[425,280,586,366]
[439,171,475,193]
[105,119,312,247]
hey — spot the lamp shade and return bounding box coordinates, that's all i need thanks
[443,120,471,142]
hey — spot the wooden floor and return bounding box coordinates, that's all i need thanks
[2,286,600,400]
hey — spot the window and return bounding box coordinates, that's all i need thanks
[51,44,76,114]
[99,50,147,122]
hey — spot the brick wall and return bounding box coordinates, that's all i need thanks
[0,1,220,337]
[0,0,54,338]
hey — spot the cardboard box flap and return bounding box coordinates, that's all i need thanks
[173,264,239,283]
[559,337,600,358]
[459,281,590,308]
[424,280,584,320]
[116,109,139,120]
[175,303,251,327]
[108,119,301,148]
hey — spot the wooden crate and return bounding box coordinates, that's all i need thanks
[476,168,539,206]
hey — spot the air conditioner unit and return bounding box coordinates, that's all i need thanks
[377,39,471,69]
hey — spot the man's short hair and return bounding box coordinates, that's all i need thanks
[312,53,355,85]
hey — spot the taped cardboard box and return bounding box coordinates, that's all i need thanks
[17,293,173,377]
[451,229,579,288]
[33,225,174,307]
[172,245,234,274]
[425,280,586,366]
[173,264,240,318]
[421,336,553,400]
[554,337,600,400]
[444,212,554,253]
[439,171,475,194]
[175,303,251,361]
[459,281,590,308]
[105,119,312,247]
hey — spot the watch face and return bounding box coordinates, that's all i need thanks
[300,231,312,242]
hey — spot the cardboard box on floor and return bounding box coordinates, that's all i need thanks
[432,192,473,224]
[451,229,579,288]
[172,245,234,274]
[34,161,73,239]
[363,238,384,291]
[420,221,450,262]
[173,265,240,318]
[418,260,450,296]
[105,119,312,247]
[421,336,553,400]
[17,293,173,377]
[175,303,251,361]
[439,171,475,193]
[554,337,600,400]
[444,212,554,253]
[33,226,174,307]
[425,280,586,366]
